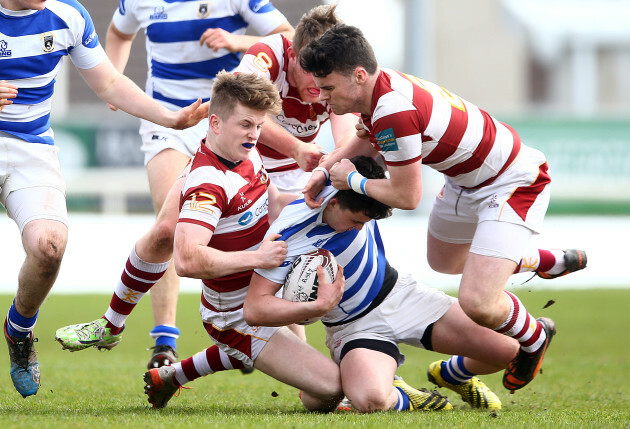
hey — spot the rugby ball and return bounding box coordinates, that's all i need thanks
[282,248,338,325]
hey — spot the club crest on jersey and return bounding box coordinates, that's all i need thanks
[41,33,54,53]
[375,128,398,152]
[198,2,210,18]
[249,0,272,13]
[259,169,269,184]
[150,6,168,20]
[0,40,11,57]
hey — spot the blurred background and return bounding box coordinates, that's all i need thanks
[1,0,628,292]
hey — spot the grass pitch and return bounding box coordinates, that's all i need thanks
[1,288,629,428]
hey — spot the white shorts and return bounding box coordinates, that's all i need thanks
[200,302,280,368]
[428,144,550,262]
[0,133,68,231]
[139,118,208,166]
[268,168,310,195]
[325,274,455,366]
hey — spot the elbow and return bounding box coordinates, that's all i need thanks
[173,251,196,278]
[243,304,262,326]
[396,194,421,210]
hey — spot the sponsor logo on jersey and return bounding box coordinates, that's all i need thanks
[150,6,168,20]
[312,239,326,248]
[118,0,127,15]
[275,114,319,136]
[198,2,209,18]
[0,40,11,57]
[83,30,97,47]
[42,33,54,53]
[238,211,253,225]
[249,0,271,13]
[375,128,398,151]
[280,260,292,267]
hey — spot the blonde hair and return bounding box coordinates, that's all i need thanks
[292,4,342,54]
[209,71,282,119]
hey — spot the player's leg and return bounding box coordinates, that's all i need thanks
[427,300,519,409]
[2,140,69,397]
[254,327,343,412]
[54,176,187,352]
[145,149,191,368]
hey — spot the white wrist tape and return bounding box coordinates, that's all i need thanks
[312,166,330,181]
[347,171,369,196]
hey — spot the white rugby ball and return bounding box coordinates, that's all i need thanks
[282,248,338,325]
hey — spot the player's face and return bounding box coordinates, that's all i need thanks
[211,103,266,163]
[313,71,363,115]
[2,0,47,10]
[288,49,320,103]
[323,200,371,233]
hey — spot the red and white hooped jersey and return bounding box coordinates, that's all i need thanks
[235,34,332,173]
[178,143,270,308]
[361,69,524,189]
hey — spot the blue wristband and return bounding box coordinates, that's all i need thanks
[348,171,369,195]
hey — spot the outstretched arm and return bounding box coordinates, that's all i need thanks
[200,21,294,52]
[78,59,208,130]
[103,22,137,111]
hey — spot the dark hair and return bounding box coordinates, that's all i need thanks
[292,4,341,54]
[335,156,392,220]
[299,24,378,78]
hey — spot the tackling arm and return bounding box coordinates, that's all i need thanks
[173,223,287,279]
[200,21,294,53]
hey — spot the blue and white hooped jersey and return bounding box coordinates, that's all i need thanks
[0,0,105,145]
[255,185,391,325]
[112,0,286,110]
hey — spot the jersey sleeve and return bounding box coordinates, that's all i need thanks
[234,35,284,81]
[63,0,106,69]
[111,0,142,35]
[234,0,288,36]
[371,93,424,166]
[178,169,228,232]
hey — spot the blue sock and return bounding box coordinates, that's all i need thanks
[394,386,411,411]
[149,325,180,349]
[6,301,38,338]
[442,356,474,385]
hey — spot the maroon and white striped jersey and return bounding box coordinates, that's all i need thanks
[361,69,522,189]
[235,34,332,173]
[178,143,270,302]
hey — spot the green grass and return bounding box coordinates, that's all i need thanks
[1,289,629,428]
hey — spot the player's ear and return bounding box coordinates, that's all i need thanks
[355,67,367,84]
[209,114,221,133]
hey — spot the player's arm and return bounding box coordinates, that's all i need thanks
[258,117,326,172]
[78,59,208,130]
[243,267,344,327]
[303,135,378,208]
[103,22,137,111]
[267,182,299,224]
[173,223,288,279]
[0,80,18,113]
[329,113,361,149]
[330,158,423,210]
[200,21,294,53]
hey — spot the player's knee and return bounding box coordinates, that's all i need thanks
[350,389,391,413]
[150,218,176,251]
[31,229,67,275]
[458,296,499,328]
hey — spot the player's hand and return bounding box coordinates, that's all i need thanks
[293,143,326,172]
[355,117,369,139]
[199,28,239,52]
[329,159,355,191]
[169,99,209,130]
[303,169,327,208]
[257,233,288,269]
[314,265,344,314]
[0,80,18,113]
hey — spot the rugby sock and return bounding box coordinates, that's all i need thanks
[441,356,474,384]
[104,247,170,334]
[5,301,38,338]
[513,248,564,274]
[150,325,180,349]
[394,386,411,411]
[172,345,245,386]
[495,290,547,354]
